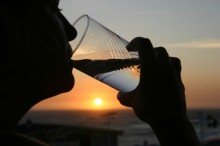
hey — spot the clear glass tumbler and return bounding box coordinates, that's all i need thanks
[70,15,140,93]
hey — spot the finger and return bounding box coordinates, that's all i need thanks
[128,38,157,86]
[127,37,157,66]
[170,57,185,91]
[127,38,155,90]
[154,47,170,63]
[117,92,133,107]
[170,57,181,73]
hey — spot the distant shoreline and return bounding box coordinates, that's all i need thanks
[30,108,220,112]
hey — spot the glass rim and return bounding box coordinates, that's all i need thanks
[71,14,90,54]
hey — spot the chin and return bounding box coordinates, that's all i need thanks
[41,74,75,99]
[61,74,75,93]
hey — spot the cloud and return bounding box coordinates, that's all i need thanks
[166,39,220,49]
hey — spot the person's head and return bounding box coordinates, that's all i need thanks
[0,0,77,129]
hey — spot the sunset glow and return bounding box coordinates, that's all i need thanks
[94,98,102,106]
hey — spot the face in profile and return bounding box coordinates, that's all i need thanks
[34,0,78,98]
[1,0,77,99]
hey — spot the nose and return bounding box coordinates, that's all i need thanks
[58,13,77,41]
[65,23,77,42]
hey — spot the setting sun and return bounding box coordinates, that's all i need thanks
[94,98,102,106]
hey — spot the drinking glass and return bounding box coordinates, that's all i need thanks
[69,15,140,93]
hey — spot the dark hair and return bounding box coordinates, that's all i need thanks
[0,7,10,65]
[0,6,44,96]
[0,7,26,59]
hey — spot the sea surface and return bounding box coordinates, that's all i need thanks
[19,109,220,146]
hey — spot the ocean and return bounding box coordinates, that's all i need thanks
[18,109,220,146]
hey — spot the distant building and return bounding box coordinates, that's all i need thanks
[17,120,123,146]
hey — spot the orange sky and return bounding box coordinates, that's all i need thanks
[32,69,128,110]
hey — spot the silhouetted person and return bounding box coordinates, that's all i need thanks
[0,0,200,146]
